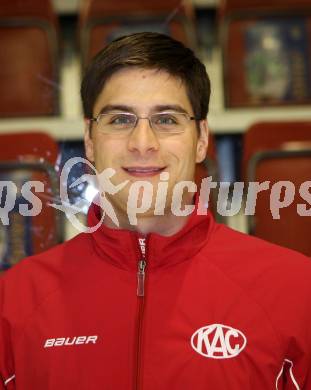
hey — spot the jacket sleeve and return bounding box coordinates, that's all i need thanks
[280,288,311,390]
[302,371,311,390]
[266,252,311,390]
[277,357,311,390]
[0,280,15,389]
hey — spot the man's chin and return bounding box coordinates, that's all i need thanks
[103,193,172,218]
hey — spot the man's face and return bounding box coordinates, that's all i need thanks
[84,67,208,218]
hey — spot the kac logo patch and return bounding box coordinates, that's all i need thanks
[191,324,247,359]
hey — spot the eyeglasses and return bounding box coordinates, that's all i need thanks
[89,112,199,135]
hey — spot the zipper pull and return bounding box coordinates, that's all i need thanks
[137,259,146,297]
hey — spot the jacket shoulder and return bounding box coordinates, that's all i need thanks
[0,232,93,326]
[208,223,311,274]
[205,224,311,348]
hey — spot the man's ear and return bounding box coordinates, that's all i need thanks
[196,119,209,163]
[84,119,95,162]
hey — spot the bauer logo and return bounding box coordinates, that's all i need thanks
[191,324,247,359]
[44,335,98,348]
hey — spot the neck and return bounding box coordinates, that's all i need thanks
[102,195,196,236]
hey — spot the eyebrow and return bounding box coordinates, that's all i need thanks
[152,105,188,114]
[97,104,189,115]
[98,105,136,115]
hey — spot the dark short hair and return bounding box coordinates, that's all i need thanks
[81,32,210,120]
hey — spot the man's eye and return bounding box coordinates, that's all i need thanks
[110,115,133,125]
[155,114,178,125]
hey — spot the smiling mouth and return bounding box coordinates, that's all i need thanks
[122,166,167,176]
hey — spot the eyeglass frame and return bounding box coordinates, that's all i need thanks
[88,111,202,134]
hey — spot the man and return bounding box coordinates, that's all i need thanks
[1,32,311,389]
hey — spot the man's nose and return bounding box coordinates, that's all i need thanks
[127,118,160,155]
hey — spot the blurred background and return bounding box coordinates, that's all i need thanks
[0,0,310,270]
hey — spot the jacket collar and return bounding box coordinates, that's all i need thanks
[87,197,215,271]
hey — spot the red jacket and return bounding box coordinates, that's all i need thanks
[1,203,311,389]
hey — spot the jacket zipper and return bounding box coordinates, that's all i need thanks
[137,259,147,297]
[134,235,147,390]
